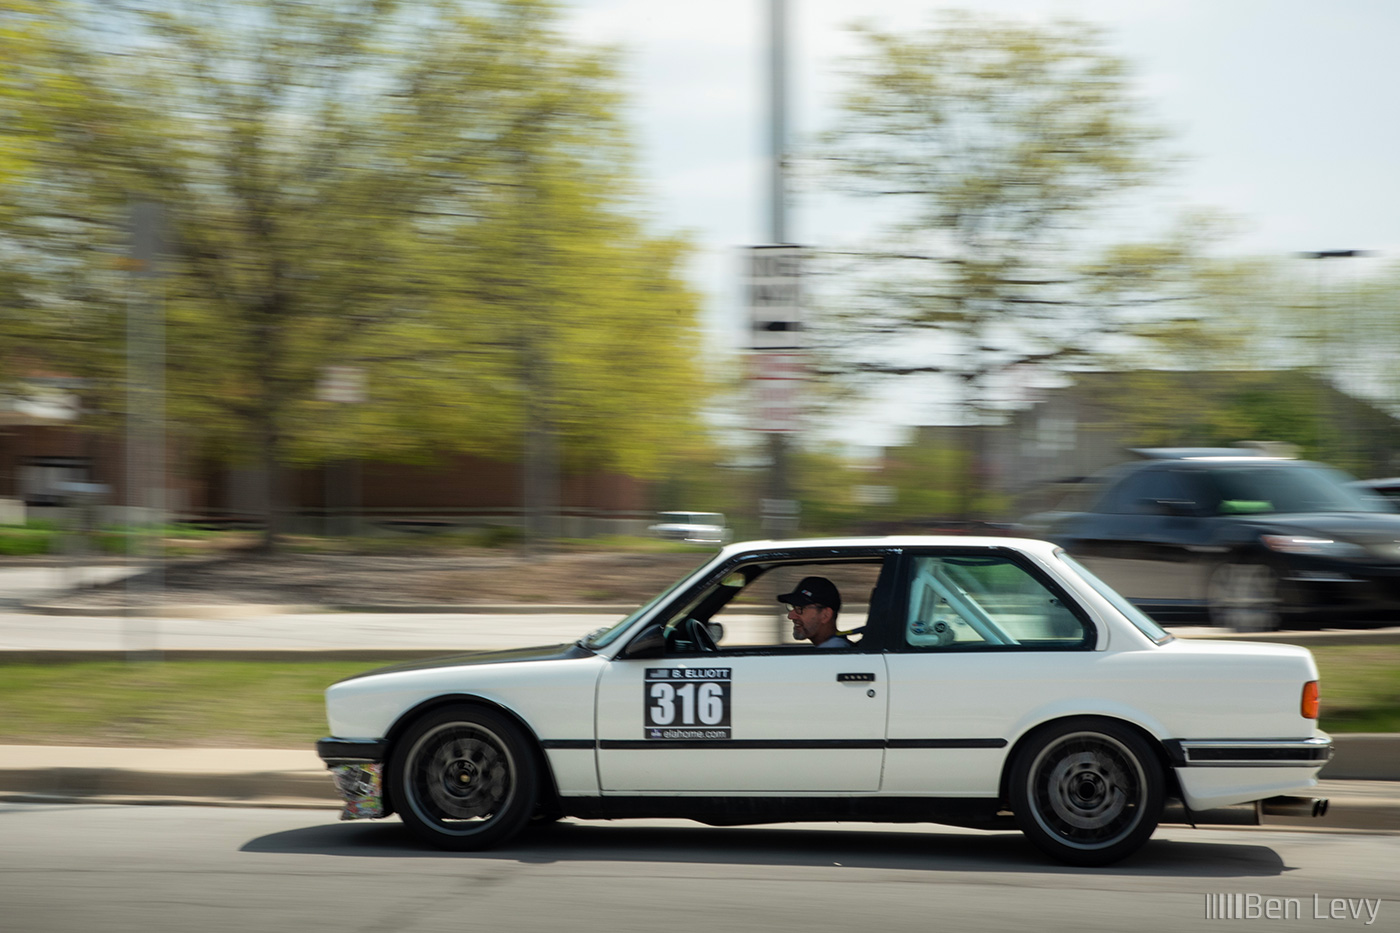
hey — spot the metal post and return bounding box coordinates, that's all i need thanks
[768,0,787,247]
[762,0,794,540]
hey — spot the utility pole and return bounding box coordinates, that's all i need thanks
[768,0,788,248]
[756,0,800,539]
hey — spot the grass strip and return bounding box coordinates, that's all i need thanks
[0,660,372,748]
[1311,645,1400,733]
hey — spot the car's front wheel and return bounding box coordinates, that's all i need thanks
[390,705,539,850]
[1010,719,1164,866]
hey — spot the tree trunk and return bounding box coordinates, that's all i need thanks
[257,415,283,554]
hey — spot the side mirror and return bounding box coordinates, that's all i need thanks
[619,623,665,660]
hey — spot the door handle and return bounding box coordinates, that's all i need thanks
[836,672,875,682]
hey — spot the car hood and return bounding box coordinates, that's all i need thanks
[1237,511,1400,545]
[334,642,592,684]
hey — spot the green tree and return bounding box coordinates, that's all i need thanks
[821,12,1171,517]
[0,0,707,548]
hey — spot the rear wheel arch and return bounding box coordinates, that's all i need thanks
[1000,715,1178,804]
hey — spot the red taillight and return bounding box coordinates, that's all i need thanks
[1301,681,1320,720]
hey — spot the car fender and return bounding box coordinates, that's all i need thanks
[997,701,1180,802]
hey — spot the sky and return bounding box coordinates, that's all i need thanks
[560,0,1400,446]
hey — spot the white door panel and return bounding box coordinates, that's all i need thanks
[596,653,889,792]
[883,652,1108,795]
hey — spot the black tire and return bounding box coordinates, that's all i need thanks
[1207,560,1282,632]
[1010,719,1164,866]
[390,704,539,851]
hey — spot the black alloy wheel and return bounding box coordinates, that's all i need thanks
[391,705,539,850]
[1010,719,1164,866]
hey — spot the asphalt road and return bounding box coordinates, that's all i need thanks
[2,802,1395,933]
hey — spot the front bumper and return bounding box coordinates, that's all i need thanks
[1278,557,1400,621]
[317,738,388,820]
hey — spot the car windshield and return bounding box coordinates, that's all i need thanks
[1057,552,1173,645]
[1202,464,1381,515]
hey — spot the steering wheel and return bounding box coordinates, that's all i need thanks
[684,618,718,652]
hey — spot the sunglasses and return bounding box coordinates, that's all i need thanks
[786,603,825,613]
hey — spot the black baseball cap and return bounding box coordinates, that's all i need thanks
[776,576,841,612]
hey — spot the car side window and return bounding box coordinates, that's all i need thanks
[659,558,891,653]
[903,555,1090,650]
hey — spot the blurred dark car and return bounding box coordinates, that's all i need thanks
[1022,449,1400,631]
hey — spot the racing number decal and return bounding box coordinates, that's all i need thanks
[644,668,731,739]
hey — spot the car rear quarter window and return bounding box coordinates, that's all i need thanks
[901,554,1091,651]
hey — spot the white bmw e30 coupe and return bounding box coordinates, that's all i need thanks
[317,536,1333,865]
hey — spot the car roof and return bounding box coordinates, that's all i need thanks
[716,535,1062,560]
[1128,447,1294,462]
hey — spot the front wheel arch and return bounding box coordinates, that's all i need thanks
[382,694,562,823]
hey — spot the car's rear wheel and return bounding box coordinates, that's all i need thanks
[391,705,538,850]
[1207,560,1282,631]
[1010,719,1164,866]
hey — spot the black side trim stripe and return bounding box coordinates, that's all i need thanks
[887,738,1008,749]
[1187,746,1331,762]
[596,739,879,750]
[592,738,1005,751]
[541,739,595,750]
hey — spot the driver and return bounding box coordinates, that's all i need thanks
[777,576,850,648]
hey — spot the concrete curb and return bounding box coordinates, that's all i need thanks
[23,603,327,618]
[0,649,461,663]
[0,762,1394,831]
[21,603,638,617]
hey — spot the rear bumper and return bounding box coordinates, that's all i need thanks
[1165,736,1333,811]
[1166,736,1333,768]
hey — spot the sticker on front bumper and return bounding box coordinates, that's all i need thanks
[644,667,731,739]
[330,762,384,820]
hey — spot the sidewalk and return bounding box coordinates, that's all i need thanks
[0,745,1395,831]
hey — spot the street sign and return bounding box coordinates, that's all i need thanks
[750,351,805,433]
[747,245,803,350]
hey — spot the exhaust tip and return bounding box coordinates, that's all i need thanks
[1260,795,1329,818]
